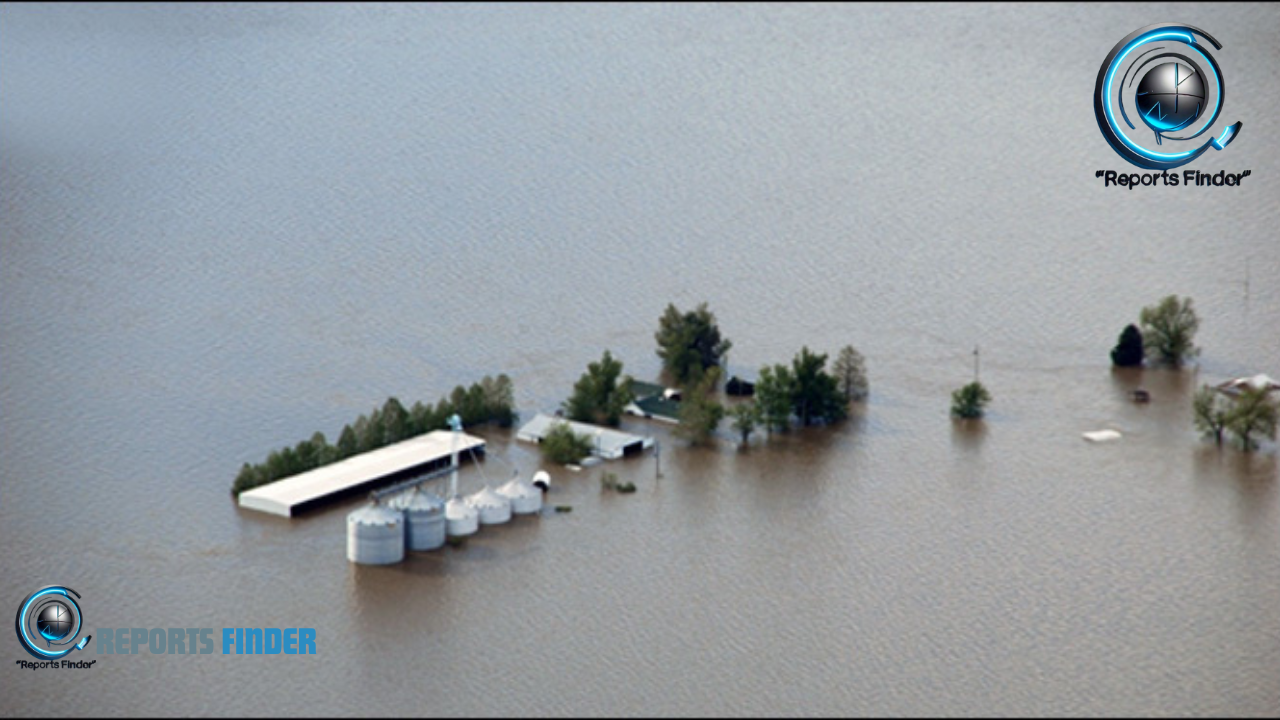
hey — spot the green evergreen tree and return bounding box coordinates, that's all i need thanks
[1110,324,1145,367]
[655,302,733,386]
[336,424,359,459]
[381,397,409,445]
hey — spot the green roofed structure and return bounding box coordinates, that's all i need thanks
[624,380,682,424]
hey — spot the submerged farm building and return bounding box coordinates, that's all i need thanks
[516,413,654,460]
[238,429,486,517]
[623,380,682,423]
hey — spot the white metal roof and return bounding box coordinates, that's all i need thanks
[238,430,485,517]
[516,413,653,460]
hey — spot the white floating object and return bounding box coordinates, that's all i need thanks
[1082,429,1122,443]
[531,470,551,491]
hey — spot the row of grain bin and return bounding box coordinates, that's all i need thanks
[347,472,548,565]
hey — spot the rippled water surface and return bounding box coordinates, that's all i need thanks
[2,4,1278,716]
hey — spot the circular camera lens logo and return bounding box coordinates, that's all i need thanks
[1094,23,1242,169]
[14,586,92,659]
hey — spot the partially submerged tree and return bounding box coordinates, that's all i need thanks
[951,381,992,419]
[755,364,796,434]
[832,345,869,402]
[541,422,595,465]
[1192,385,1232,447]
[1110,324,1145,367]
[655,302,733,386]
[1225,386,1279,451]
[563,350,633,427]
[1139,295,1200,366]
[728,402,761,446]
[790,346,847,426]
[674,367,725,446]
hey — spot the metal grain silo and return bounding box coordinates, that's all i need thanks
[390,487,447,551]
[466,485,512,525]
[346,503,405,565]
[497,476,542,515]
[445,496,479,537]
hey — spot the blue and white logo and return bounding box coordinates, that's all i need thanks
[1094,23,1242,169]
[14,586,92,659]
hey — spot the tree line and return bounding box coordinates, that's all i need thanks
[232,375,516,496]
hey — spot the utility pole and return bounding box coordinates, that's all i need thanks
[973,345,980,383]
[654,439,662,481]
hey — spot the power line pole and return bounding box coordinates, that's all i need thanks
[974,345,980,383]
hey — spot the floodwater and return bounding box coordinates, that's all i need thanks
[2,3,1278,716]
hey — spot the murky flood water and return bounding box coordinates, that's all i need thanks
[2,4,1278,716]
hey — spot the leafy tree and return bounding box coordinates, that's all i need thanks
[1225,386,1279,451]
[655,302,733,386]
[951,381,992,419]
[675,367,725,446]
[1110,324,1145,367]
[728,402,761,446]
[563,350,633,427]
[541,422,594,465]
[1193,385,1232,447]
[832,345,869,402]
[755,364,796,434]
[790,346,847,425]
[1140,295,1200,366]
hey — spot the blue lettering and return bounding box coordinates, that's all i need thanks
[284,628,297,655]
[264,628,281,655]
[168,628,185,654]
[221,628,234,654]
[246,628,262,655]
[131,628,147,655]
[148,628,165,654]
[236,628,243,655]
[116,628,131,654]
[200,628,214,654]
[97,629,113,654]
[299,628,316,654]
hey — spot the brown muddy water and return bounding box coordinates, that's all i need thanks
[2,4,1278,716]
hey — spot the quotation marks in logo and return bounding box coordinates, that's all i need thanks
[13,586,92,659]
[1094,23,1242,169]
